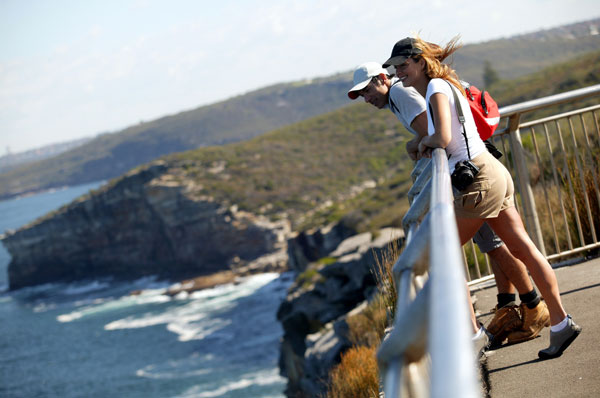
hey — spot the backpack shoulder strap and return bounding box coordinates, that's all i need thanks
[429,81,472,159]
[388,81,402,114]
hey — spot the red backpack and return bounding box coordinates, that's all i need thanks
[461,81,500,140]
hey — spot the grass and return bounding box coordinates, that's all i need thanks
[346,294,388,348]
[525,114,600,258]
[461,108,600,271]
[562,154,600,251]
[325,239,401,397]
[371,239,401,324]
[325,346,380,398]
[462,241,491,281]
[296,267,326,289]
[317,257,338,266]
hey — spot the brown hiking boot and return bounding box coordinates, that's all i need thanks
[485,304,522,346]
[506,301,551,344]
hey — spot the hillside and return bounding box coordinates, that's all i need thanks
[0,74,353,200]
[0,137,93,174]
[2,104,415,289]
[162,103,416,232]
[20,48,600,233]
[1,17,598,200]
[167,49,600,234]
[453,18,600,87]
[3,45,600,289]
[489,50,600,108]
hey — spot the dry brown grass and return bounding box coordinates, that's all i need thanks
[346,294,388,347]
[371,239,401,324]
[564,162,600,249]
[535,183,570,255]
[326,345,380,398]
[325,239,402,397]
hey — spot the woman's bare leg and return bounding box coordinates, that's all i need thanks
[486,207,567,325]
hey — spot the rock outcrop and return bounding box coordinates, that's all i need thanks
[277,227,403,397]
[2,162,290,290]
[286,222,357,273]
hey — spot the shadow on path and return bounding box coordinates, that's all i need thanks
[560,282,600,296]
[488,357,542,374]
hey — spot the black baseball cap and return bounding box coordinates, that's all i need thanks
[382,37,422,67]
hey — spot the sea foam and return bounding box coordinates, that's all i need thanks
[101,272,280,342]
[175,368,285,398]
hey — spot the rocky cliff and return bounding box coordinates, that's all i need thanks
[2,161,290,290]
[1,147,405,398]
[279,227,403,397]
[2,101,414,290]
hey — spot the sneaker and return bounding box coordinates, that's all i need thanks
[486,304,521,347]
[538,315,582,360]
[473,324,493,358]
[505,301,550,345]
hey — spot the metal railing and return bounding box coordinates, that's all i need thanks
[376,84,600,396]
[377,149,480,398]
[464,84,600,283]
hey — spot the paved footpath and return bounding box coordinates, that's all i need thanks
[473,257,600,398]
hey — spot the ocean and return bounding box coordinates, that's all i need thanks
[0,182,290,398]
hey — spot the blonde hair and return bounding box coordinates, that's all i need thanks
[413,36,465,96]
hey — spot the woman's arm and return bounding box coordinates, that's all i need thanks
[418,92,452,158]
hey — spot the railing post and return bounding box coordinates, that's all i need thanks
[508,114,547,256]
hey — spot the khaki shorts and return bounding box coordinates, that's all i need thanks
[454,151,515,218]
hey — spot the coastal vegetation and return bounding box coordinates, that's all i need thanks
[326,239,399,397]
[163,103,415,232]
[488,50,600,111]
[168,49,600,237]
[0,73,353,200]
[453,19,600,88]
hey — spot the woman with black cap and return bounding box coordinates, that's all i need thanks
[382,36,581,360]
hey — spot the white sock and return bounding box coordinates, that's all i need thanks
[551,316,569,332]
[472,326,484,340]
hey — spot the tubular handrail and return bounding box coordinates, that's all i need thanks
[497,84,600,120]
[377,149,479,398]
[518,104,600,128]
[427,150,479,398]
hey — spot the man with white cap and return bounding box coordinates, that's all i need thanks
[348,62,428,161]
[347,60,551,352]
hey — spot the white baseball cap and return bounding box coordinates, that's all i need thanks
[347,62,389,100]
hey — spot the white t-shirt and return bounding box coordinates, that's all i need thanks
[425,78,486,171]
[386,78,426,135]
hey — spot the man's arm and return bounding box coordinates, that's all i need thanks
[406,111,428,161]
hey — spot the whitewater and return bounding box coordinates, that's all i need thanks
[0,182,290,398]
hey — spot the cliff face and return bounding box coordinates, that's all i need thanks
[2,162,289,290]
[2,152,403,396]
[279,227,403,397]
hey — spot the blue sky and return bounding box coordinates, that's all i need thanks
[1,0,599,153]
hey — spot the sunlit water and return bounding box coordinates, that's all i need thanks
[0,183,290,398]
